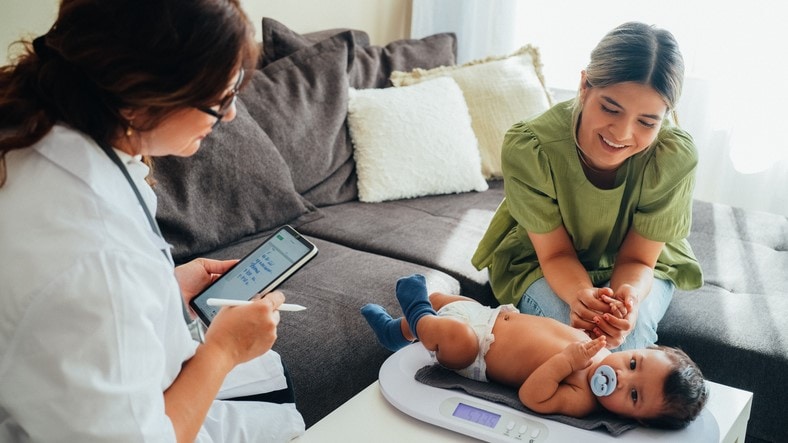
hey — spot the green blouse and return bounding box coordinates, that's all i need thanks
[472,101,703,306]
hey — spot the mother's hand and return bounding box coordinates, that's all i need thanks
[591,284,639,349]
[569,287,614,333]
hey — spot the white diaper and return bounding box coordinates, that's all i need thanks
[435,301,518,382]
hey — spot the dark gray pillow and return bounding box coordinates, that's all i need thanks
[153,99,319,263]
[258,17,457,89]
[350,32,457,89]
[240,31,359,207]
[260,17,370,68]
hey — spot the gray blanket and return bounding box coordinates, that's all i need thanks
[415,364,638,436]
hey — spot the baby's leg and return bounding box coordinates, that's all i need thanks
[417,315,478,370]
[394,275,478,368]
[395,274,437,338]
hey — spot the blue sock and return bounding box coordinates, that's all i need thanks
[395,274,436,339]
[360,304,412,352]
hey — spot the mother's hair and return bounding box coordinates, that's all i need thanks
[585,21,685,110]
[571,22,686,135]
[0,0,259,185]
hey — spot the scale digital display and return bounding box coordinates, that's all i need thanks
[452,402,501,428]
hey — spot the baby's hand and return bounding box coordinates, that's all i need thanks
[599,294,628,319]
[564,336,606,372]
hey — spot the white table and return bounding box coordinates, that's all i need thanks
[297,346,753,443]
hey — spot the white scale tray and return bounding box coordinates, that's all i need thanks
[379,343,719,442]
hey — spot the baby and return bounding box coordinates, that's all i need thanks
[362,274,708,429]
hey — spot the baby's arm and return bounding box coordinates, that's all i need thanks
[518,336,605,417]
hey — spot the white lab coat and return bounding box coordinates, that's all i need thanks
[0,126,305,442]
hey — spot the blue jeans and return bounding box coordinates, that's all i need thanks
[517,277,674,351]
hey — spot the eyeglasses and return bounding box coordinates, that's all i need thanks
[197,68,245,128]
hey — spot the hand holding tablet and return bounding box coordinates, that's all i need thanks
[189,225,317,326]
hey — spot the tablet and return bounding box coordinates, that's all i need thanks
[189,225,318,326]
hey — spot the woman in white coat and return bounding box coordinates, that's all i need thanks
[0,0,304,441]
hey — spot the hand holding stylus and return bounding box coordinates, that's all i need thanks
[206,298,307,312]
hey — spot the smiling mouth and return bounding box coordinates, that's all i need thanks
[601,135,628,149]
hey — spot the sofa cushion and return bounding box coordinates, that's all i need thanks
[298,180,505,306]
[153,99,319,262]
[347,77,488,202]
[391,45,553,179]
[259,17,457,89]
[202,233,460,427]
[240,31,358,207]
[260,17,370,68]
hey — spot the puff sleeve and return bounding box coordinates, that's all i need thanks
[501,121,563,234]
[633,126,698,242]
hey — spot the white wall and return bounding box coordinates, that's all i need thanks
[1,0,58,64]
[246,0,411,45]
[0,0,412,64]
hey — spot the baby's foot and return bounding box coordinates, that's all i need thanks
[361,304,412,352]
[395,274,436,339]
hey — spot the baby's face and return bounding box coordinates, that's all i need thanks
[592,349,672,420]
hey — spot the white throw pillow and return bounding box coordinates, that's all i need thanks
[347,77,488,203]
[391,45,553,179]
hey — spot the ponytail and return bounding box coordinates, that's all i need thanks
[0,0,259,186]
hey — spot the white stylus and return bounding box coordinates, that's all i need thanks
[206,298,307,312]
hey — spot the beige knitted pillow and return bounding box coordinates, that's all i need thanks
[391,45,553,179]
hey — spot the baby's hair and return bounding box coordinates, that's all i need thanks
[641,345,709,429]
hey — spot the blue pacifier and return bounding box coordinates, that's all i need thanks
[591,365,617,397]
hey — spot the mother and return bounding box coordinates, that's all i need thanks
[473,22,703,351]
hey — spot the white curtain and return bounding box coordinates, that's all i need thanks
[411,0,519,64]
[412,0,788,217]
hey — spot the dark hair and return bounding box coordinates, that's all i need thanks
[0,0,259,186]
[571,22,685,132]
[641,346,709,429]
[586,21,684,109]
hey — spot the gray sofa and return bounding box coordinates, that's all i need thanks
[152,18,788,443]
